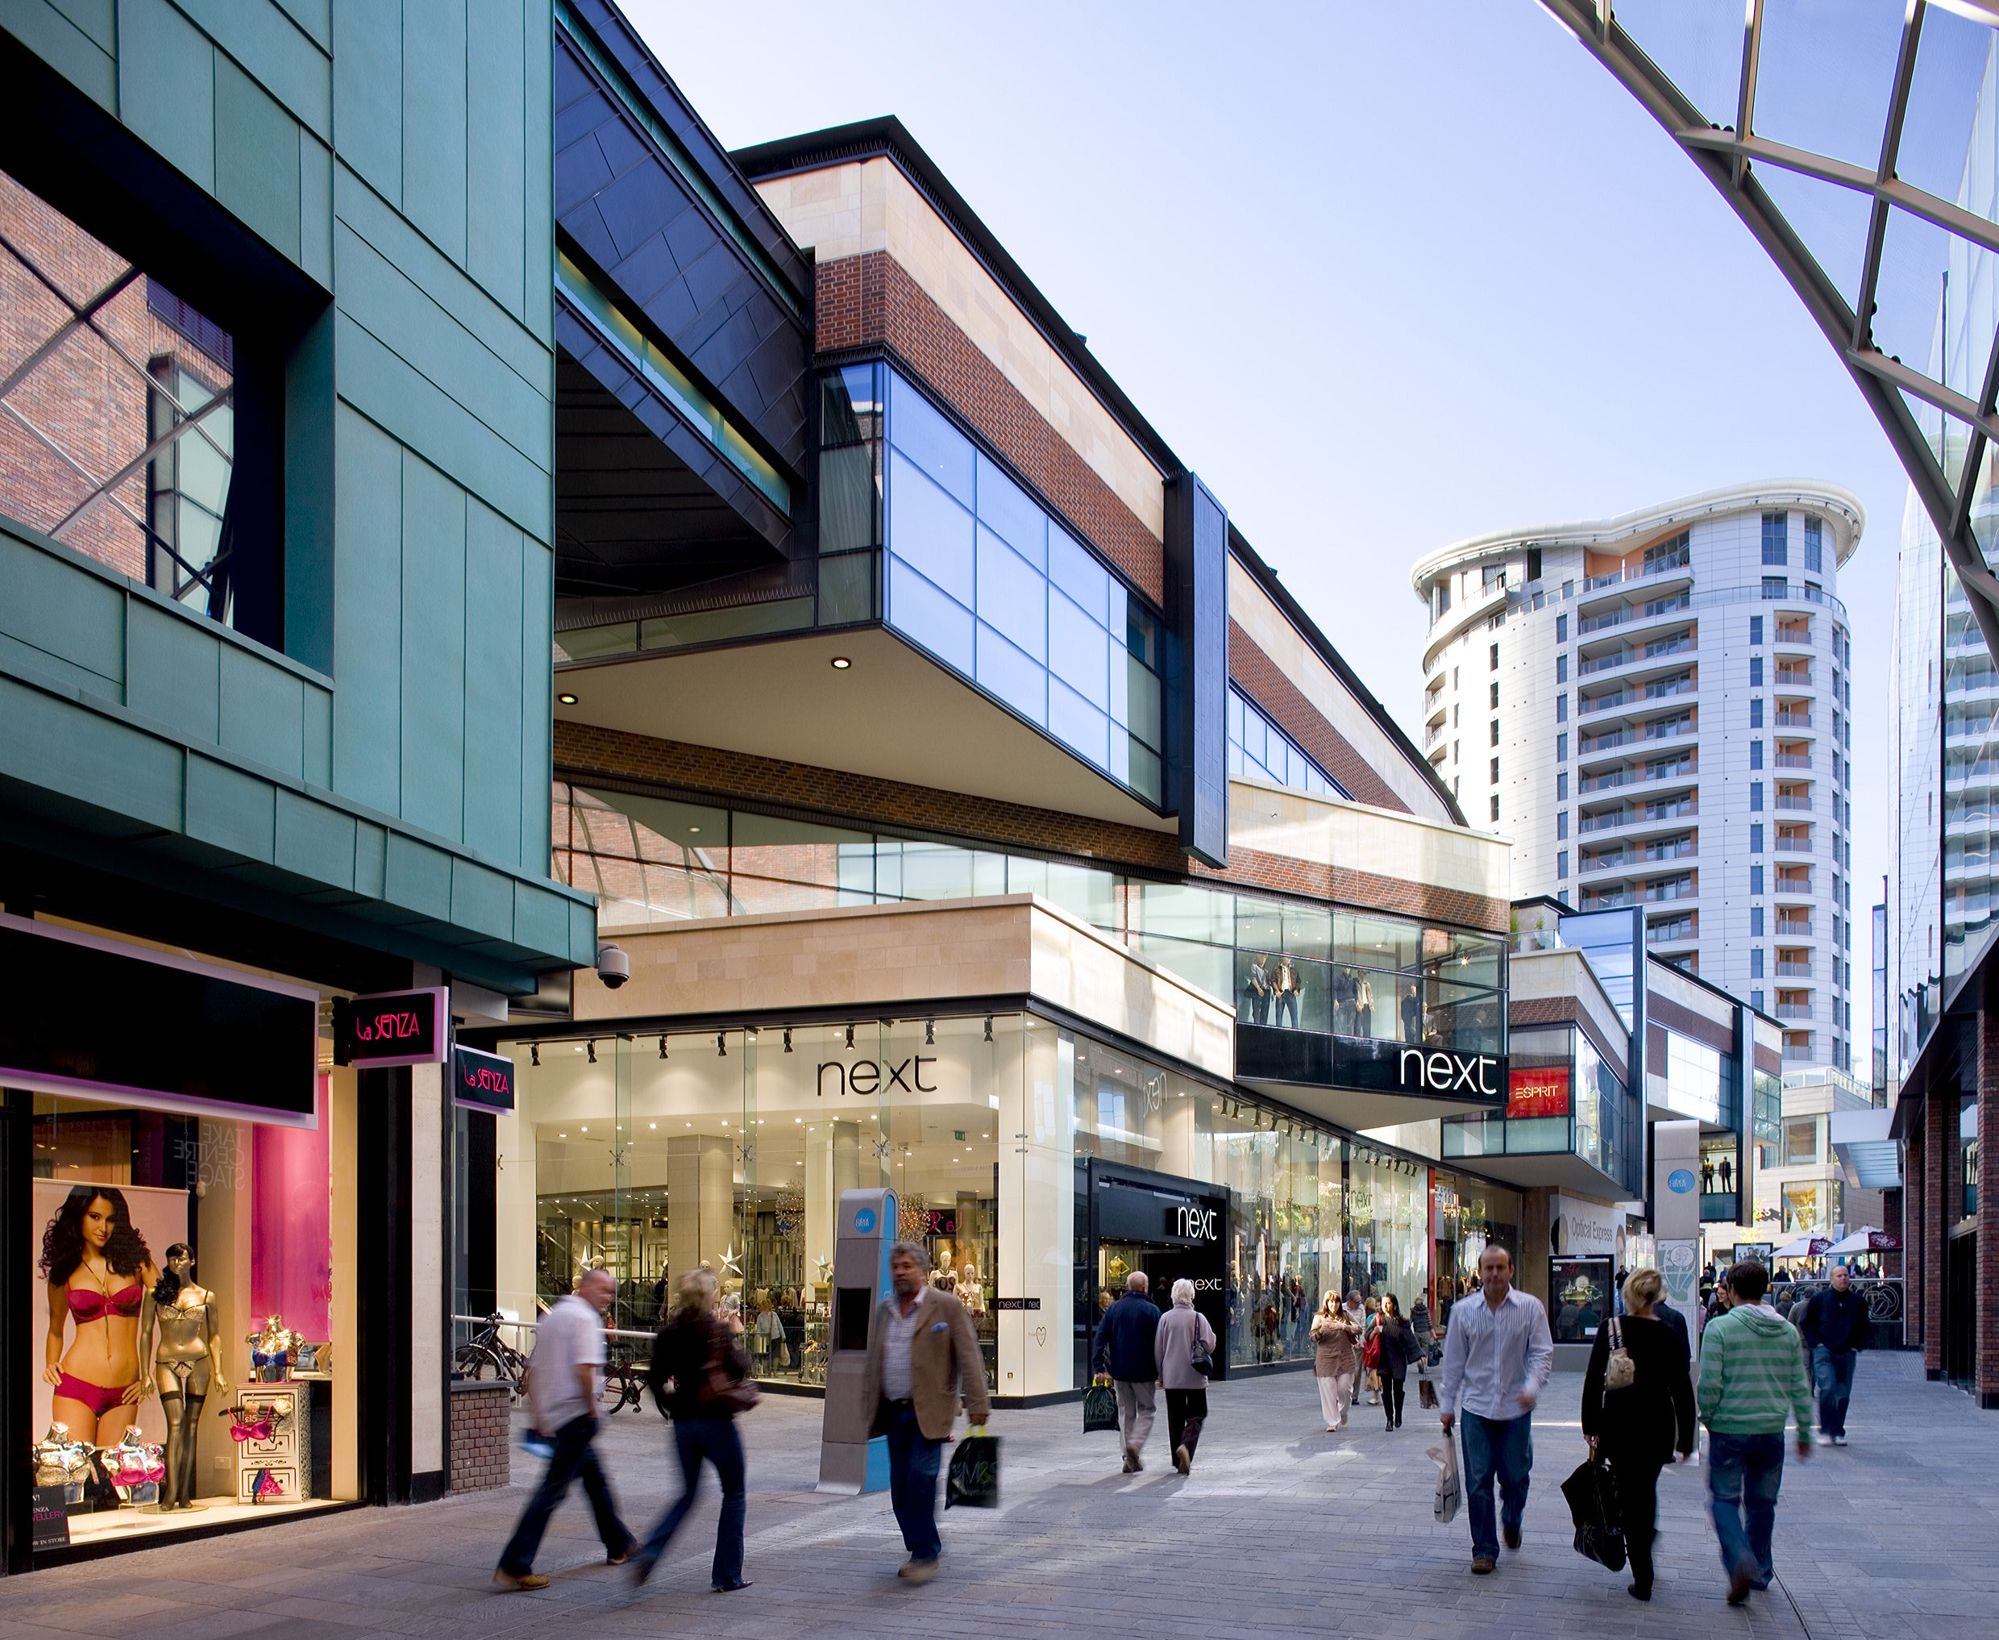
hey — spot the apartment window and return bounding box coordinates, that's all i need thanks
[1557,772,1569,801]
[1762,576,1788,599]
[1804,516,1824,572]
[1751,864,1764,894]
[1751,615,1763,644]
[1557,810,1569,840]
[1557,732,1568,761]
[1751,947,1764,978]
[1750,697,1763,728]
[1490,756,1500,783]
[1752,989,1765,1013]
[1482,563,1508,594]
[1527,547,1543,582]
[1434,580,1452,618]
[1750,780,1763,812]
[1750,740,1764,770]
[1751,823,1764,853]
[1557,653,1568,684]
[1490,719,1500,747]
[1558,849,1569,880]
[1750,656,1763,688]
[1489,642,1500,671]
[1490,681,1500,709]
[1490,795,1500,822]
[1752,907,1764,936]
[1556,613,1568,643]
[1761,511,1788,564]
[1556,693,1568,724]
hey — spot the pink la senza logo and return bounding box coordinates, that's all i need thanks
[355,1009,426,1043]
[460,1064,511,1096]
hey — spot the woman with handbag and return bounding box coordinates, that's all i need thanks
[1310,1293,1360,1430]
[632,1268,756,1593]
[1580,1267,1695,1603]
[1155,1279,1216,1474]
[1374,1293,1418,1431]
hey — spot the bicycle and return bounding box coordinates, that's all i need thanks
[601,1344,649,1414]
[454,1313,531,1400]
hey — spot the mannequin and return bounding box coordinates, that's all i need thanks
[959,1262,985,1316]
[138,1244,228,1510]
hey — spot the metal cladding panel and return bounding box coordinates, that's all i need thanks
[1166,474,1228,867]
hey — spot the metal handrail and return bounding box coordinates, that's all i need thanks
[451,1311,658,1345]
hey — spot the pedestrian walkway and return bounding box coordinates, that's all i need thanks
[1,1351,1991,1638]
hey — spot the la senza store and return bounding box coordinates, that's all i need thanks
[482,1010,1519,1402]
[0,913,363,1565]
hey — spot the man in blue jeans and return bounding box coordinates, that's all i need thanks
[1697,1260,1813,1604]
[1438,1245,1554,1575]
[1798,1263,1872,1445]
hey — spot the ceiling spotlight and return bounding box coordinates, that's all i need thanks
[717,1032,728,1057]
[983,1016,994,1043]
[557,692,578,705]
[783,1028,793,1053]
[925,1018,935,1046]
[658,1034,668,1060]
[830,656,852,670]
[845,1022,855,1051]
[530,1043,540,1067]
[586,1040,597,1064]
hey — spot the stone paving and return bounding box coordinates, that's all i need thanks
[1,1350,1993,1639]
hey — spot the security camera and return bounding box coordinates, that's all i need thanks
[596,943,630,990]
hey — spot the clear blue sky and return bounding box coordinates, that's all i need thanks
[633,0,1908,1060]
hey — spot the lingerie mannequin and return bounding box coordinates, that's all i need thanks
[246,1314,303,1382]
[138,1244,227,1510]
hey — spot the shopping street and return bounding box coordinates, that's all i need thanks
[0,1351,1988,1639]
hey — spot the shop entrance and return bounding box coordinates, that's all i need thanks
[1080,1161,1228,1386]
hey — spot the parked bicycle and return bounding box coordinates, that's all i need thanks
[454,1313,531,1399]
[601,1342,650,1414]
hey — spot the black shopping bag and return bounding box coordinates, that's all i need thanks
[1083,1381,1119,1434]
[945,1434,1000,1509]
[1560,1455,1626,1572]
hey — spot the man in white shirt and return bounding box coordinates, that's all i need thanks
[1439,1246,1554,1576]
[496,1269,636,1590]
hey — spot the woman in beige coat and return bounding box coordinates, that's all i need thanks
[1310,1291,1360,1430]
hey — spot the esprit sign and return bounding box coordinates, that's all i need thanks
[334,988,447,1068]
[1168,1205,1220,1242]
[452,1045,515,1113]
[816,1057,939,1096]
[1399,1047,1499,1097]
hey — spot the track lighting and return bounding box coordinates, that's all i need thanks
[783,1028,793,1053]
[925,1018,935,1045]
[845,1022,855,1050]
[983,1016,994,1042]
[530,1043,540,1067]
[657,1035,668,1060]
[586,1040,597,1064]
[717,1032,727,1057]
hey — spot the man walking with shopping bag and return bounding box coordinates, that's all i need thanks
[1438,1246,1553,1576]
[1798,1263,1871,1446]
[1090,1271,1161,1472]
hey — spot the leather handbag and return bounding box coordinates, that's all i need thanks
[695,1322,761,1416]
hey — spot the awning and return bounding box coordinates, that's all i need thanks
[1824,1228,1902,1257]
[1772,1235,1829,1259]
[1831,1108,1902,1191]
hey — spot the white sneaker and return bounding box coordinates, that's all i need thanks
[1813,1432,1832,1446]
[1831,1435,1847,1447]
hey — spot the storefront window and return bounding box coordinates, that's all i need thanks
[1345,1147,1428,1327]
[1431,1171,1522,1314]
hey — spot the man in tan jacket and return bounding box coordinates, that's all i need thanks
[862,1241,991,1583]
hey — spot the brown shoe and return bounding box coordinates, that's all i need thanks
[493,1570,550,1592]
[901,1557,939,1585]
[1471,1556,1496,1575]
[1726,1566,1754,1606]
[1503,1525,1522,1551]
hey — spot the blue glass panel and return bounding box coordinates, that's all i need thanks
[1108,726,1129,784]
[1048,524,1109,627]
[888,450,975,605]
[889,375,974,503]
[1129,742,1162,804]
[1048,676,1109,767]
[888,556,974,676]
[975,526,1047,661]
[976,622,1047,726]
[975,451,1046,567]
[1049,589,1109,707]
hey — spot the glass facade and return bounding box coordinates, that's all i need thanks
[1442,1022,1640,1197]
[1228,685,1345,799]
[880,367,1166,803]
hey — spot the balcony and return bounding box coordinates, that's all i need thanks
[1773,836,1813,852]
[1775,793,1813,811]
[1579,548,1691,594]
[1646,919,1698,945]
[1775,916,1815,937]
[1775,1003,1814,1021]
[1775,668,1815,689]
[1773,872,1815,896]
[1776,752,1813,769]
[1775,708,1814,729]
[1578,632,1695,677]
[1776,959,1814,977]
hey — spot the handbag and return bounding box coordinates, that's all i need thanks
[1363,1331,1382,1370]
[1418,1376,1439,1411]
[1561,1455,1627,1571]
[1190,1329,1214,1379]
[1603,1317,1636,1393]
[694,1322,760,1416]
[945,1431,1000,1509]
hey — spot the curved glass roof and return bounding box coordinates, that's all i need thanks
[1541,0,1999,655]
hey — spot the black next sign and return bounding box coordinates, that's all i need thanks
[452,1045,516,1113]
[333,987,448,1068]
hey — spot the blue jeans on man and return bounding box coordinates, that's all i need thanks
[1459,1411,1533,1562]
[1812,1346,1857,1439]
[498,1413,633,1576]
[884,1402,944,1562]
[1706,1431,1785,1586]
[633,1414,746,1587]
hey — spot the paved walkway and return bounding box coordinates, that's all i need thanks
[2,1351,1992,1638]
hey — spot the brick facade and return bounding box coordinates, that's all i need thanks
[1509,993,1629,1084]
[1926,1086,1951,1377]
[816,251,1165,605]
[1905,1115,1925,1364]
[553,721,1510,933]
[449,1381,512,1493]
[1229,621,1408,814]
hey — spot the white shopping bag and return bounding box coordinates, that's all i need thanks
[1429,1438,1462,1524]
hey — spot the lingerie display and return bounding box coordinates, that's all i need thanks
[101,1428,166,1503]
[33,1424,93,1502]
[246,1316,304,1381]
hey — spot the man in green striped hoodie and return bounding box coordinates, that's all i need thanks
[1696,1260,1812,1606]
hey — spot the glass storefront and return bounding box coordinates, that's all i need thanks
[1430,1169,1523,1324]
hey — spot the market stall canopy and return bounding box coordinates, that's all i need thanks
[1772,1235,1831,1259]
[1825,1228,1902,1256]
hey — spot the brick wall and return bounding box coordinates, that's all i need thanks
[449,1382,512,1493]
[1229,621,1407,814]
[554,722,1510,932]
[1904,1118,1925,1362]
[817,251,1165,605]
[1925,1086,1950,1377]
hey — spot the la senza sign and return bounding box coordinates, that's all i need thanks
[452,1045,515,1113]
[334,988,447,1068]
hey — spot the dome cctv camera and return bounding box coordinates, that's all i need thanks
[596,943,630,990]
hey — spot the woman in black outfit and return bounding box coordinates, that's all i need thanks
[1373,1293,1419,1430]
[1581,1267,1695,1602]
[633,1268,753,1593]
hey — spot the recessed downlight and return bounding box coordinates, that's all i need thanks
[830,656,852,670]
[557,692,578,705]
